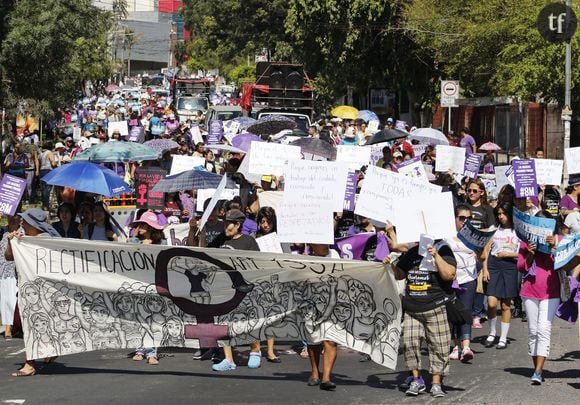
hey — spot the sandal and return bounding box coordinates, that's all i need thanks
[267,356,282,363]
[147,356,159,365]
[132,353,144,361]
[12,368,36,377]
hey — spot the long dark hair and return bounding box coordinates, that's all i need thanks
[494,201,514,228]
[256,206,277,236]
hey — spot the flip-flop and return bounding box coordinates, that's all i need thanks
[266,356,281,363]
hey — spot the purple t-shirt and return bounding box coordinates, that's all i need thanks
[560,194,579,211]
[460,135,476,156]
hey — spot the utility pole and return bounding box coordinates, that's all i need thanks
[563,0,572,152]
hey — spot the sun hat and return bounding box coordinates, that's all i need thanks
[131,211,164,230]
[19,208,61,237]
[54,142,65,149]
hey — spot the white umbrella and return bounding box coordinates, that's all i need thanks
[409,128,449,145]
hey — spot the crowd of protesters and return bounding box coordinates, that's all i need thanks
[0,83,578,397]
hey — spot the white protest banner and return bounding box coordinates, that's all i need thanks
[532,158,563,185]
[355,166,441,223]
[513,207,556,254]
[283,160,349,212]
[396,156,428,183]
[367,120,379,132]
[277,200,334,244]
[564,146,580,174]
[164,223,191,246]
[256,232,283,253]
[73,127,82,141]
[169,155,206,176]
[257,191,284,211]
[191,125,203,145]
[494,165,514,190]
[457,220,497,251]
[196,187,240,212]
[336,145,372,171]
[199,175,227,231]
[393,192,456,244]
[237,151,262,184]
[12,237,402,369]
[107,121,129,137]
[435,145,466,174]
[248,142,301,176]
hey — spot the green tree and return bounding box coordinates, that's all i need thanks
[0,0,113,112]
[227,65,256,89]
[404,0,580,107]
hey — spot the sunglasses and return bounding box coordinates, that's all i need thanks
[456,215,470,222]
[467,189,481,194]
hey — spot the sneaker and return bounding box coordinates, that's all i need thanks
[193,348,214,360]
[247,352,261,369]
[522,312,527,322]
[460,347,474,362]
[399,375,414,390]
[472,316,482,329]
[405,380,426,396]
[212,359,236,371]
[449,346,460,360]
[531,371,543,385]
[430,384,446,398]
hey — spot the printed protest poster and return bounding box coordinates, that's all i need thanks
[393,192,456,244]
[249,142,302,176]
[169,155,206,176]
[463,153,482,179]
[457,220,497,251]
[73,127,82,141]
[164,223,191,246]
[135,167,166,210]
[412,144,427,157]
[564,146,580,174]
[256,232,283,253]
[336,145,371,171]
[513,207,556,254]
[396,156,428,183]
[343,171,358,212]
[512,159,538,198]
[283,160,349,212]
[12,237,402,369]
[553,234,580,269]
[207,120,223,145]
[532,158,563,185]
[368,142,390,166]
[435,145,466,174]
[107,120,129,137]
[494,165,514,190]
[355,166,441,223]
[367,121,380,132]
[128,126,144,142]
[0,174,27,216]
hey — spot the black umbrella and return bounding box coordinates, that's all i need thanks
[247,115,297,136]
[290,137,337,160]
[365,128,409,145]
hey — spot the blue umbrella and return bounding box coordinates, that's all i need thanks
[41,162,131,197]
[74,141,158,163]
[358,110,379,122]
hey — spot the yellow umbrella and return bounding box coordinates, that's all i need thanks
[331,105,359,120]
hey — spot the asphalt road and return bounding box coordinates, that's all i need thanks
[0,317,578,405]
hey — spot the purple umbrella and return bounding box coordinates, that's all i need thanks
[231,133,263,152]
[144,139,180,157]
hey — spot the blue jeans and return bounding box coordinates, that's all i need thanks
[135,347,157,359]
[453,280,477,341]
[40,169,52,209]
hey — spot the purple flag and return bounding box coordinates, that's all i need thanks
[335,232,375,260]
[0,174,27,216]
[374,232,390,262]
[513,159,538,198]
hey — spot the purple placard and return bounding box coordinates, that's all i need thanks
[463,153,482,179]
[207,120,223,145]
[0,174,27,216]
[128,126,144,142]
[513,159,538,198]
[343,171,358,211]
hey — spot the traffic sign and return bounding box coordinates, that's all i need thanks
[537,3,577,43]
[441,80,459,108]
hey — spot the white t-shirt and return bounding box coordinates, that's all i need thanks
[564,211,580,234]
[490,226,520,257]
[445,237,478,285]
